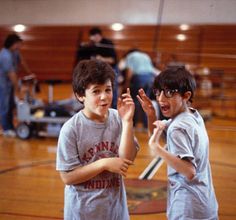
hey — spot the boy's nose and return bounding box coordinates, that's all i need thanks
[157,91,165,102]
[100,92,108,100]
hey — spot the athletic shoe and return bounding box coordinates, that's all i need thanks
[3,130,16,137]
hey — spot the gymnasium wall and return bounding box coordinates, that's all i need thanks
[1,24,236,81]
[0,0,236,118]
[1,0,236,25]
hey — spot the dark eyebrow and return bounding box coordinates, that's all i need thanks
[90,84,112,90]
[90,86,99,90]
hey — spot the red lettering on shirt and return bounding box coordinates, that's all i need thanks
[83,177,120,189]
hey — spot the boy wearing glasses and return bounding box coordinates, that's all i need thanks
[137,67,218,219]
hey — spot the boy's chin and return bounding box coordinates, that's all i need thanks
[163,112,175,119]
[97,106,109,114]
[161,110,169,118]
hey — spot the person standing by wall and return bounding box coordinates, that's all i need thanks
[88,27,117,67]
[0,33,32,137]
[76,27,118,108]
[82,27,119,109]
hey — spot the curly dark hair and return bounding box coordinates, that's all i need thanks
[89,27,102,36]
[72,59,115,97]
[153,67,196,103]
[4,33,22,49]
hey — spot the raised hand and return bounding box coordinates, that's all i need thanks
[117,88,135,122]
[137,88,156,117]
[148,120,166,156]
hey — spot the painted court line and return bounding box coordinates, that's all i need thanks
[139,145,167,180]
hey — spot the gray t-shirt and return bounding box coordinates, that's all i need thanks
[166,109,218,220]
[56,109,132,220]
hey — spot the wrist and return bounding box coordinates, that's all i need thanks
[156,144,165,156]
[96,158,107,172]
[121,119,133,126]
[148,110,156,118]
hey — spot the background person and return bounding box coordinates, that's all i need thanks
[123,48,158,130]
[0,33,33,137]
[76,27,119,109]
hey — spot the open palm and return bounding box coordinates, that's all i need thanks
[137,88,156,117]
[117,88,135,122]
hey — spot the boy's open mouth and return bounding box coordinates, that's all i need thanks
[160,104,170,113]
[100,103,109,108]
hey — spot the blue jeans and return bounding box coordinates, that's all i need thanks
[0,84,15,131]
[130,73,154,128]
[111,66,119,109]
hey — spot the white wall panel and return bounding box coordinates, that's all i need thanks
[0,0,236,25]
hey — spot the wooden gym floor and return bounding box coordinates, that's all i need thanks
[0,83,236,220]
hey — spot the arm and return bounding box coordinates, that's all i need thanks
[8,71,20,97]
[19,53,33,75]
[95,40,116,65]
[60,157,133,185]
[137,88,157,136]
[95,55,115,65]
[2,53,19,94]
[149,122,196,181]
[118,88,137,161]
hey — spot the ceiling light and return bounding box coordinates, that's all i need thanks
[179,24,189,31]
[111,23,124,31]
[13,24,26,32]
[176,34,187,41]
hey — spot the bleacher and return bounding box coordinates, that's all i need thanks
[0,24,236,118]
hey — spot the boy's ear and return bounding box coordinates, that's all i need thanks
[75,93,84,103]
[183,91,192,101]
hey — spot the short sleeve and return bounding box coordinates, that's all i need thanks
[125,54,133,70]
[168,128,197,168]
[1,54,15,73]
[56,121,82,171]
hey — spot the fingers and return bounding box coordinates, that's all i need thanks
[120,170,127,177]
[121,92,131,99]
[119,158,134,177]
[123,158,134,165]
[138,88,148,99]
[120,165,128,173]
[117,97,134,108]
[138,89,152,103]
[120,88,133,103]
[136,94,144,105]
[118,98,134,109]
[105,157,134,177]
[121,97,133,103]
[137,89,145,105]
[153,120,166,130]
[138,88,145,96]
[120,92,134,106]
[148,127,163,148]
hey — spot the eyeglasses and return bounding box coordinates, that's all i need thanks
[153,88,179,98]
